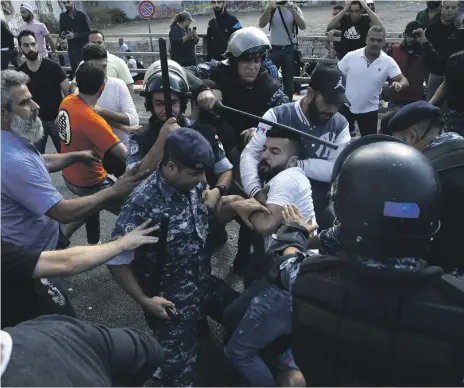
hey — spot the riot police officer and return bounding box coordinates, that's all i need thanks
[128,60,233,214]
[266,136,464,385]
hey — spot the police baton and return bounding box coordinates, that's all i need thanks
[158,38,173,119]
[213,101,338,150]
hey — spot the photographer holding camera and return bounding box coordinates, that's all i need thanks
[387,20,441,108]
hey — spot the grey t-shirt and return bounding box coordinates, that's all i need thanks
[2,315,163,387]
[270,6,303,46]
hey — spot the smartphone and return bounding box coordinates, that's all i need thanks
[192,26,197,31]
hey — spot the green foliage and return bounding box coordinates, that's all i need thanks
[36,11,60,34]
[87,7,128,29]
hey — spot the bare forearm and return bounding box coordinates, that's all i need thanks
[98,109,130,126]
[366,7,382,26]
[248,211,276,235]
[216,170,233,190]
[293,10,307,30]
[327,6,348,29]
[35,239,127,278]
[46,35,56,53]
[44,152,79,172]
[108,264,151,307]
[259,6,273,28]
[140,134,168,172]
[430,80,448,106]
[215,195,245,224]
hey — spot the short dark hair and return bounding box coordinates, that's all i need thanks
[76,62,106,95]
[379,108,400,134]
[17,29,36,46]
[202,79,218,90]
[83,43,107,61]
[161,144,185,170]
[89,29,105,40]
[266,128,306,159]
[333,5,344,11]
[350,1,362,8]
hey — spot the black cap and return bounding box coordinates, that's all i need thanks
[404,20,423,36]
[165,127,214,170]
[385,101,441,135]
[178,11,194,22]
[309,68,349,105]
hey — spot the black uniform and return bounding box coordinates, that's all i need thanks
[126,115,232,185]
[206,11,242,61]
[187,61,289,152]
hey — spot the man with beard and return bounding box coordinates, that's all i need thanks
[59,0,91,73]
[17,30,70,154]
[416,1,442,28]
[1,69,148,252]
[424,0,464,100]
[337,26,409,136]
[241,68,350,233]
[206,1,242,61]
[386,21,440,108]
[19,3,57,59]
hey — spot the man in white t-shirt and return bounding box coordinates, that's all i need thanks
[220,128,315,284]
[337,25,409,136]
[88,30,134,94]
[259,1,307,99]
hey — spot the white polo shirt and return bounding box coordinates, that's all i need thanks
[338,48,402,114]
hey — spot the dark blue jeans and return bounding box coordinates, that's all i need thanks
[224,279,292,386]
[268,45,295,100]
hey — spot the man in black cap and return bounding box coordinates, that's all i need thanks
[241,67,351,232]
[430,49,464,135]
[106,128,267,387]
[387,20,440,108]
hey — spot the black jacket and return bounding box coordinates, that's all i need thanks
[206,10,241,61]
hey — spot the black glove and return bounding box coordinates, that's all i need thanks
[267,222,310,257]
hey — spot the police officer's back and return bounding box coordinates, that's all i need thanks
[285,138,464,386]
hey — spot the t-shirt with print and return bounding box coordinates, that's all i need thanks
[338,14,371,58]
[18,58,67,121]
[264,166,315,249]
[1,242,76,329]
[57,94,121,187]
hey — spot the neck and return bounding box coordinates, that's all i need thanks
[441,17,454,25]
[364,47,380,60]
[77,92,99,108]
[67,7,74,15]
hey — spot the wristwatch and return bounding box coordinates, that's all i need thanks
[214,185,227,196]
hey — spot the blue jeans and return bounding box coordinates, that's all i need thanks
[268,45,295,100]
[34,121,61,154]
[224,279,292,386]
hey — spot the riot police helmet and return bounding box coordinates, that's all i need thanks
[224,27,271,60]
[141,59,190,112]
[331,136,441,259]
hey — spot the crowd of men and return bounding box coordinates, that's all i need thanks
[1,0,464,387]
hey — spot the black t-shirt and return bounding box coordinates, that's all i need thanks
[425,21,464,75]
[446,50,464,112]
[1,242,76,329]
[338,14,371,58]
[18,58,67,121]
[169,25,197,66]
[2,315,163,387]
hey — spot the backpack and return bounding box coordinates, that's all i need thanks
[423,138,464,271]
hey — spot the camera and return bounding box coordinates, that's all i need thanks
[193,26,197,31]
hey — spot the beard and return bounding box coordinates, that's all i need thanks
[214,7,224,16]
[307,98,334,123]
[24,50,39,61]
[22,15,32,22]
[10,113,44,144]
[258,161,286,183]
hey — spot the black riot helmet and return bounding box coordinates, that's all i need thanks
[140,59,190,113]
[331,136,441,259]
[223,26,271,61]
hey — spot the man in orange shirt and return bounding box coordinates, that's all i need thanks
[58,61,127,244]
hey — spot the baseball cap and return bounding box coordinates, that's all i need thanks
[179,11,194,22]
[20,3,34,13]
[385,101,441,135]
[165,127,214,170]
[309,68,349,105]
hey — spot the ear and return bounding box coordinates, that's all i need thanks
[287,155,298,168]
[306,86,315,100]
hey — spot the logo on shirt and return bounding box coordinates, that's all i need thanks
[344,26,361,40]
[129,144,139,156]
[334,77,345,91]
[256,127,267,134]
[57,109,72,146]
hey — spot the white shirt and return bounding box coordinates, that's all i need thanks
[270,6,303,46]
[76,77,138,147]
[120,43,129,52]
[338,48,402,114]
[264,167,315,249]
[127,57,137,77]
[107,52,134,86]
